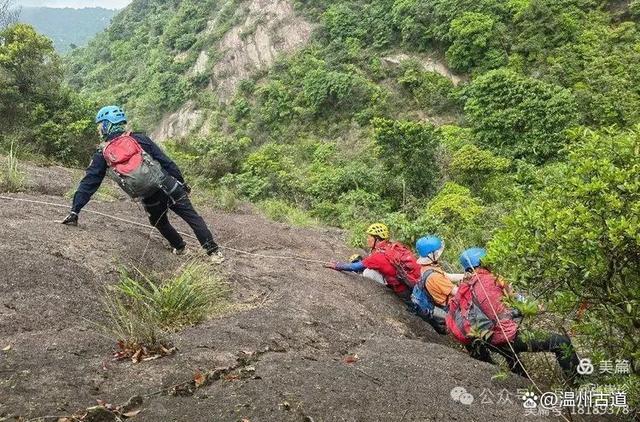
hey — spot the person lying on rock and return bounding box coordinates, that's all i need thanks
[61,105,224,264]
[324,223,421,303]
[410,235,463,334]
[446,248,580,382]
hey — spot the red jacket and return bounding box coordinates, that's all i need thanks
[362,240,420,298]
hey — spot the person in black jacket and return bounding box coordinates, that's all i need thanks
[62,105,224,263]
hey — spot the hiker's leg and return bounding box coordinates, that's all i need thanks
[493,338,528,377]
[144,195,185,250]
[466,342,496,364]
[168,187,218,253]
[362,269,386,285]
[521,332,580,379]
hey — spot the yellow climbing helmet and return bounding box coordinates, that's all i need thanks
[366,223,390,240]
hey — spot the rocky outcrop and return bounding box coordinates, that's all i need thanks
[383,53,464,86]
[210,0,312,103]
[151,101,205,142]
[153,0,312,142]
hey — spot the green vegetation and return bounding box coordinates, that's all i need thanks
[105,263,229,350]
[0,142,24,192]
[0,23,95,165]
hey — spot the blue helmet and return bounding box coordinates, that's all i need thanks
[95,105,127,124]
[459,248,487,271]
[416,236,443,258]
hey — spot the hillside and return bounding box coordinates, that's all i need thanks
[18,7,116,53]
[0,163,536,421]
[2,0,638,418]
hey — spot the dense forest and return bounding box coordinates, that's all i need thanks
[1,0,639,413]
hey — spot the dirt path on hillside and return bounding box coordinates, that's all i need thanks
[0,165,554,421]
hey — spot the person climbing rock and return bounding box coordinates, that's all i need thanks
[61,105,224,264]
[410,235,462,334]
[324,223,421,302]
[446,248,580,381]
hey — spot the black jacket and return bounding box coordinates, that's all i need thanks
[71,132,184,213]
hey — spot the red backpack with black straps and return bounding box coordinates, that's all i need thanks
[446,269,518,346]
[377,241,421,289]
[101,132,166,198]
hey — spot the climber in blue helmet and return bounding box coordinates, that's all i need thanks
[61,105,224,264]
[409,235,462,334]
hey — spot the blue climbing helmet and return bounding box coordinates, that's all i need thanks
[415,235,443,264]
[459,247,487,271]
[95,105,127,124]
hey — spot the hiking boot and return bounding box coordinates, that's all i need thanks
[208,250,225,264]
[172,246,190,256]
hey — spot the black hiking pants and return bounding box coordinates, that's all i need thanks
[143,179,218,254]
[466,332,580,380]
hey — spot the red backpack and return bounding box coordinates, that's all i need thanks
[378,242,421,289]
[446,269,518,346]
[101,132,166,198]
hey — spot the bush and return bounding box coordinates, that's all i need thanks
[373,117,441,198]
[464,68,579,163]
[397,60,459,114]
[446,12,507,73]
[104,263,229,350]
[448,144,511,199]
[488,126,640,401]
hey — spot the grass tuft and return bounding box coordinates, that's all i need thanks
[103,263,229,351]
[0,143,25,192]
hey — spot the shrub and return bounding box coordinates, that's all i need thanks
[446,12,507,73]
[373,117,441,198]
[104,263,229,350]
[464,68,579,163]
[488,126,640,401]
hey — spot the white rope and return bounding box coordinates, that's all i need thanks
[0,195,327,265]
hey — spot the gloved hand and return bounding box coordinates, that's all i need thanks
[323,261,338,270]
[61,211,78,226]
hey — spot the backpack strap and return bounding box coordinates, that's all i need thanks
[419,268,438,302]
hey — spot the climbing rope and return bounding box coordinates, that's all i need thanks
[1,194,575,418]
[0,195,327,265]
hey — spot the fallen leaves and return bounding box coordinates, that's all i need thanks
[194,371,207,387]
[54,396,144,422]
[112,341,176,363]
[342,354,359,364]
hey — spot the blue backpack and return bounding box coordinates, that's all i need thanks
[411,269,437,317]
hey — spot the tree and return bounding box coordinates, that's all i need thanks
[464,68,578,163]
[0,24,94,163]
[0,24,61,127]
[446,12,507,73]
[488,126,640,380]
[373,118,440,198]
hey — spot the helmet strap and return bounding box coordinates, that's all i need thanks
[99,121,111,139]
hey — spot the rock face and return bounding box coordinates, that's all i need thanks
[0,163,543,422]
[211,0,312,103]
[383,53,464,86]
[151,101,205,142]
[152,0,312,142]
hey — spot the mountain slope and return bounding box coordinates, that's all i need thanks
[0,164,535,421]
[18,7,116,53]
